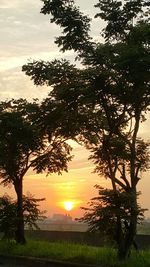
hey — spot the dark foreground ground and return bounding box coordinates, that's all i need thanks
[0,257,45,267]
[0,256,96,267]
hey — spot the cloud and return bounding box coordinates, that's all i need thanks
[0,68,49,101]
[0,0,60,60]
[0,0,104,104]
[0,0,41,9]
[0,0,19,9]
[0,50,72,72]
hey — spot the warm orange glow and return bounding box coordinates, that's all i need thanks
[64,201,74,211]
[22,145,121,218]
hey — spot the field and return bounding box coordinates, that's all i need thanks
[137,222,150,235]
[0,239,150,267]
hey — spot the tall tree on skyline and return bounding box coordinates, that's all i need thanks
[0,99,72,244]
[22,0,150,259]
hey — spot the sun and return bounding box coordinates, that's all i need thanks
[64,201,74,211]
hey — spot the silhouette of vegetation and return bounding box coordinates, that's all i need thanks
[0,99,72,244]
[0,194,46,240]
[78,186,147,252]
[22,0,150,260]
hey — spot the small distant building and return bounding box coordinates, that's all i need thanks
[27,213,88,232]
[51,213,73,223]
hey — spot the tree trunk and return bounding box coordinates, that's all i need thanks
[115,216,128,260]
[14,178,26,244]
[117,190,137,260]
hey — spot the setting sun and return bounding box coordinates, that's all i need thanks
[64,201,74,211]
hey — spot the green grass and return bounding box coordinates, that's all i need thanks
[0,239,149,267]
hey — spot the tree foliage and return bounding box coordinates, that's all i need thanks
[0,99,72,243]
[0,99,72,182]
[0,194,46,240]
[41,0,92,52]
[79,186,146,242]
[22,0,150,260]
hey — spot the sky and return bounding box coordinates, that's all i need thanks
[0,0,149,219]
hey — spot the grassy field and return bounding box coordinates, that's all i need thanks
[137,222,150,235]
[0,239,149,267]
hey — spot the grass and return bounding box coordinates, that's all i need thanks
[0,239,149,267]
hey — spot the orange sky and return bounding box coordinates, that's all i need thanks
[0,143,110,219]
[17,115,150,219]
[0,138,149,219]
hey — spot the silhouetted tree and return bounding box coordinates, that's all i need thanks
[0,99,72,244]
[78,186,146,252]
[22,0,150,259]
[0,194,46,240]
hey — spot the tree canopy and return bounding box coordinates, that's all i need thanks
[0,98,72,243]
[0,99,72,182]
[22,0,150,259]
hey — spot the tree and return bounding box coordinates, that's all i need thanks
[0,195,16,240]
[22,0,150,260]
[0,194,46,240]
[0,99,72,244]
[78,186,146,252]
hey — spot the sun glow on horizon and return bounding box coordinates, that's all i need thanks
[64,201,74,211]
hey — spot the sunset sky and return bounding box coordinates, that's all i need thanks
[0,0,149,219]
